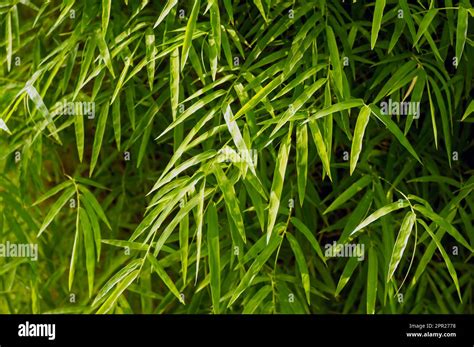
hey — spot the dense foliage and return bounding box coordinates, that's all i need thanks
[0,0,473,314]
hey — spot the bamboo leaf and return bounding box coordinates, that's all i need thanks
[6,10,12,72]
[271,78,326,137]
[350,105,371,175]
[327,26,343,93]
[33,181,73,206]
[37,187,75,237]
[90,104,109,177]
[96,270,139,314]
[102,0,111,35]
[335,257,360,296]
[296,123,308,206]
[371,0,386,50]
[387,211,416,282]
[290,217,326,265]
[461,100,474,121]
[417,219,461,301]
[153,0,177,28]
[79,207,95,297]
[207,202,220,313]
[367,245,378,314]
[308,119,332,181]
[413,9,438,47]
[266,129,291,243]
[456,6,468,63]
[147,254,185,304]
[287,233,311,304]
[213,165,246,243]
[181,0,201,70]
[350,200,409,236]
[369,104,422,164]
[324,176,372,214]
[413,205,473,252]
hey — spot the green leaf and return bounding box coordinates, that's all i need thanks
[207,202,220,313]
[271,78,326,137]
[253,0,267,21]
[96,270,139,314]
[387,211,416,282]
[350,105,371,175]
[413,9,438,47]
[209,0,220,80]
[97,30,115,78]
[33,181,73,206]
[145,28,156,90]
[147,254,185,304]
[213,165,246,243]
[228,233,282,306]
[287,233,311,304]
[461,100,474,121]
[157,90,226,140]
[102,0,111,35]
[79,207,95,297]
[413,205,473,252]
[304,99,365,123]
[74,37,96,100]
[37,187,75,237]
[223,104,256,175]
[324,176,372,214]
[388,17,406,53]
[179,198,189,284]
[79,186,111,230]
[242,286,272,314]
[308,119,332,181]
[69,213,81,291]
[296,123,308,206]
[92,260,142,308]
[371,0,386,50]
[369,104,422,164]
[290,217,326,265]
[181,0,201,70]
[327,26,343,93]
[233,74,284,122]
[350,200,409,236]
[90,104,109,177]
[81,195,102,261]
[417,219,461,301]
[74,110,84,162]
[428,78,451,166]
[335,257,360,296]
[266,129,291,243]
[110,55,131,105]
[6,10,12,72]
[153,0,177,28]
[112,97,121,150]
[194,181,205,283]
[367,245,378,314]
[25,84,61,143]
